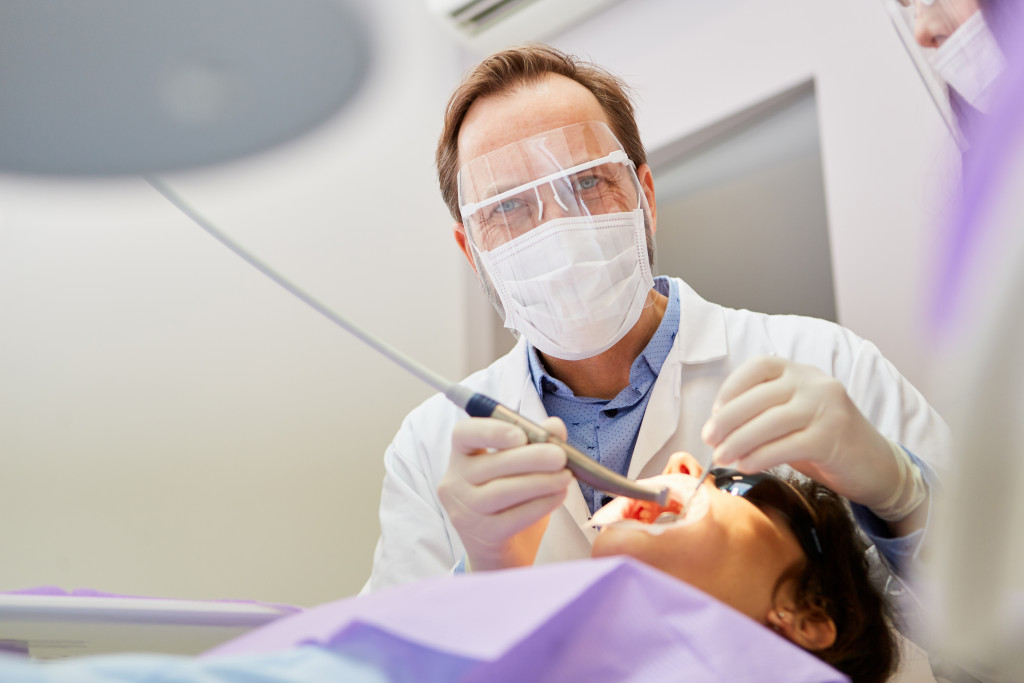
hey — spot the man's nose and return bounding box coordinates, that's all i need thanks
[913,7,948,48]
[536,180,579,222]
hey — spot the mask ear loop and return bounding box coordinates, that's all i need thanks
[623,158,658,310]
[466,235,514,334]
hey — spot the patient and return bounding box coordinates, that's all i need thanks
[591,453,897,683]
[0,455,896,683]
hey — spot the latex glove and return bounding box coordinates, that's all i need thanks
[438,416,574,572]
[701,356,901,509]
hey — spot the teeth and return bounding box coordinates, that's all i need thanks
[654,511,683,524]
[587,485,710,536]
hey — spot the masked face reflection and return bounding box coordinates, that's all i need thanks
[907,0,980,48]
[591,453,835,651]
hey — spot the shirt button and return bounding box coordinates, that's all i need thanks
[604,408,618,417]
[601,495,614,507]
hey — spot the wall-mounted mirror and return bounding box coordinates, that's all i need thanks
[650,83,836,323]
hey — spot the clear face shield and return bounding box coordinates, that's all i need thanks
[457,121,656,361]
[882,0,1008,148]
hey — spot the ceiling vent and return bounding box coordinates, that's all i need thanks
[427,0,621,54]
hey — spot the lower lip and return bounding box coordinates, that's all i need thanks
[601,480,710,536]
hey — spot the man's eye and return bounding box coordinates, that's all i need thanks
[575,175,601,191]
[494,198,524,214]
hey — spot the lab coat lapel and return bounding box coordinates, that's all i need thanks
[628,279,728,479]
[498,338,544,418]
[501,338,595,545]
[562,474,595,534]
[629,351,683,479]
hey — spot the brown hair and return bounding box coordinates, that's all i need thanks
[435,43,646,222]
[786,477,898,683]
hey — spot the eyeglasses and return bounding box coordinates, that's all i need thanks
[711,468,824,561]
[458,150,642,251]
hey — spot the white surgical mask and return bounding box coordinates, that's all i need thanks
[475,209,654,361]
[931,10,1006,113]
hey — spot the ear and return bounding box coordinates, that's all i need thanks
[453,222,478,274]
[664,452,702,477]
[636,163,657,236]
[766,606,837,652]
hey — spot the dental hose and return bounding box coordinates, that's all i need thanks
[148,176,670,506]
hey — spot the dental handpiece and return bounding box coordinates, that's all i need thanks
[148,177,670,506]
[652,461,713,525]
[445,385,669,505]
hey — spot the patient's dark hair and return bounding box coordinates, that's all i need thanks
[785,477,898,683]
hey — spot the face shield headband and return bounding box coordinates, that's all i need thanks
[460,149,632,247]
[455,121,656,361]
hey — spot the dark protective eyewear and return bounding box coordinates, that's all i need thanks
[711,468,824,561]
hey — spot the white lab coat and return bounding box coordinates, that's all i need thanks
[363,278,950,593]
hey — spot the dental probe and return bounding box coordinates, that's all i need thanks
[146,177,670,506]
[681,465,713,516]
[653,462,713,524]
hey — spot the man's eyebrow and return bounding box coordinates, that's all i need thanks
[462,151,628,213]
[479,180,524,199]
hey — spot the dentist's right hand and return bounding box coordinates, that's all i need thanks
[438,416,573,572]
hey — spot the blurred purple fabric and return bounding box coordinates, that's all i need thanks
[206,557,847,683]
[932,4,1024,334]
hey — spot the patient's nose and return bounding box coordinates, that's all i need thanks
[664,452,701,477]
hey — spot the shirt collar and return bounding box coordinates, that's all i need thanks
[527,276,679,399]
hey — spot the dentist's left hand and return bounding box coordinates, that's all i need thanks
[438,416,573,572]
[701,356,901,509]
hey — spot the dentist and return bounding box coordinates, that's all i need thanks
[363,44,949,591]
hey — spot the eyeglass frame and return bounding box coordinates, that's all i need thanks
[458,149,632,218]
[711,468,825,561]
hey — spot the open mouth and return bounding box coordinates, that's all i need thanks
[587,473,709,535]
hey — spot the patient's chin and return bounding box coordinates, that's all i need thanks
[590,526,647,560]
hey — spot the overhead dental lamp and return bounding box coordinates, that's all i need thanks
[0,0,371,175]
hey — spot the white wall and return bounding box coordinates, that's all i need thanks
[0,0,953,611]
[0,0,466,606]
[551,0,958,395]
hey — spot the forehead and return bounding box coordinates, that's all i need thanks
[457,121,625,205]
[457,73,612,168]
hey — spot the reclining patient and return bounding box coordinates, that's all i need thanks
[0,457,895,683]
[591,453,897,682]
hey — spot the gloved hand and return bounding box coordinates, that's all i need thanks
[701,356,903,509]
[438,416,574,572]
